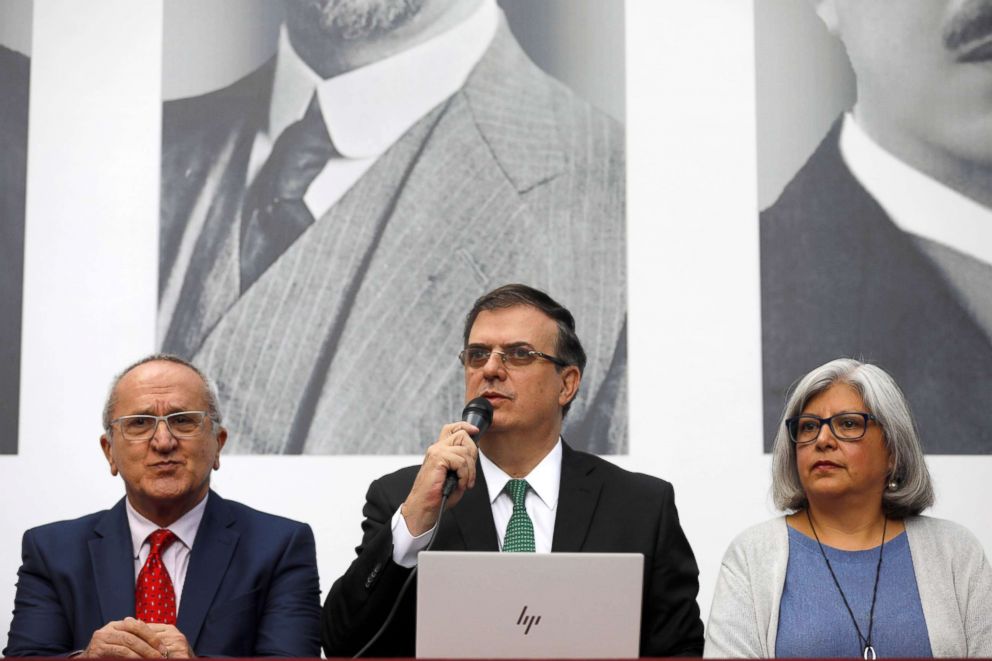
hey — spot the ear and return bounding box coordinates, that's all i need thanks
[212,427,228,471]
[100,434,119,476]
[558,366,582,408]
[809,0,841,36]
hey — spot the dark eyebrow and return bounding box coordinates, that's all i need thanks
[466,341,534,350]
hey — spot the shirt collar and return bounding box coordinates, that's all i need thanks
[479,437,562,511]
[126,492,209,558]
[839,112,992,266]
[269,0,498,159]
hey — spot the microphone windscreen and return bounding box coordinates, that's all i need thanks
[462,397,494,441]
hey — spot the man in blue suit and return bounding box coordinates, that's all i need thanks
[3,355,321,657]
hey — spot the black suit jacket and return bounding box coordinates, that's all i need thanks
[761,119,992,454]
[4,491,322,657]
[321,443,704,657]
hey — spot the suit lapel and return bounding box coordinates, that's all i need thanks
[160,130,250,358]
[176,492,239,649]
[552,443,603,552]
[160,63,272,357]
[448,464,499,551]
[849,186,992,448]
[461,17,565,192]
[89,499,137,623]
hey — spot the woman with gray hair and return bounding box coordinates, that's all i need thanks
[704,358,992,658]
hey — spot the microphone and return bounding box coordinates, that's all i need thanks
[462,396,494,441]
[441,397,494,497]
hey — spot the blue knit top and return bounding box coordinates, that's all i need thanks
[775,526,932,658]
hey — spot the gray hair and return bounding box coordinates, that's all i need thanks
[102,353,223,431]
[770,358,934,517]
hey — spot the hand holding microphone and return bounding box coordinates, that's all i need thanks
[442,398,493,497]
[400,398,494,536]
[353,401,494,658]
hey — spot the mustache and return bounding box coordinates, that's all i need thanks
[943,0,992,51]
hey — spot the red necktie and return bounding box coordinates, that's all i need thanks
[135,529,178,624]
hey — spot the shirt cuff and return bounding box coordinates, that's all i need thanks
[390,506,434,568]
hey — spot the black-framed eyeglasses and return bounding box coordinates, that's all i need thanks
[458,346,568,369]
[108,411,212,443]
[785,412,877,444]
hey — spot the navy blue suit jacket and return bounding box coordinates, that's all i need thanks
[3,491,321,657]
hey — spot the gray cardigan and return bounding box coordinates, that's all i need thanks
[703,516,992,658]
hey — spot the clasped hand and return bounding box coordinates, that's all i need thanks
[82,617,194,658]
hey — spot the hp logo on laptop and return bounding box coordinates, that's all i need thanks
[516,605,541,634]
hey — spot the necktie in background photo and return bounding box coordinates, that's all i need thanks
[240,92,335,292]
[135,529,178,624]
[502,479,536,552]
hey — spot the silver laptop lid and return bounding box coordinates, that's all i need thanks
[416,552,643,659]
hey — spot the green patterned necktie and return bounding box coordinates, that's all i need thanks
[502,479,536,552]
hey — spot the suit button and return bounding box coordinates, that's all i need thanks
[365,563,383,589]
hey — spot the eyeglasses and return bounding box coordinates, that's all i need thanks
[458,346,568,369]
[108,411,211,443]
[785,412,877,444]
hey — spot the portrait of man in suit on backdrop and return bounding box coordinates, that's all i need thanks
[760,0,992,454]
[158,0,627,456]
[0,12,31,455]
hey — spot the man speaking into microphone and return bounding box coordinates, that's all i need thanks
[321,284,704,657]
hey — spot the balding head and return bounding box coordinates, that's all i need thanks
[102,354,222,431]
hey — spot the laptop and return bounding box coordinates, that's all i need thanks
[416,552,644,659]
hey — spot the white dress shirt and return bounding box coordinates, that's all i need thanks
[126,494,208,611]
[248,0,499,221]
[391,439,563,567]
[839,113,992,267]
